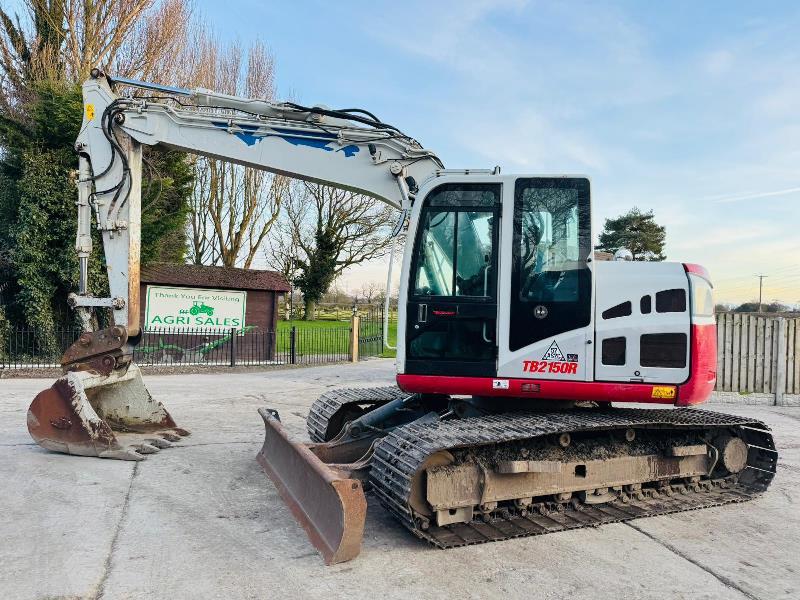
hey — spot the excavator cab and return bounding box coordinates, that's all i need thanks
[400,176,592,386]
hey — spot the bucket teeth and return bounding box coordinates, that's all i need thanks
[161,432,182,442]
[174,428,191,437]
[147,437,173,449]
[136,443,161,454]
[99,448,147,461]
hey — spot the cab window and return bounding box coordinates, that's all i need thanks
[510,178,591,351]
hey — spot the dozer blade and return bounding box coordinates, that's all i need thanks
[28,364,189,460]
[256,408,367,565]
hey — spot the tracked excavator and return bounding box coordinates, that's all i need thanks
[28,71,777,564]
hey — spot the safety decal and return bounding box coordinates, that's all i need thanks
[651,386,677,399]
[542,340,565,361]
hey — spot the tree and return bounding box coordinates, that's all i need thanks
[733,301,788,314]
[596,207,666,261]
[0,80,106,347]
[357,281,381,304]
[185,40,285,268]
[0,0,198,342]
[0,1,193,109]
[268,182,397,320]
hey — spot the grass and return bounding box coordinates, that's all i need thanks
[277,319,350,332]
[275,318,397,358]
[381,321,398,358]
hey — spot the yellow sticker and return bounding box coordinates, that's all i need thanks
[651,385,677,399]
[85,103,95,121]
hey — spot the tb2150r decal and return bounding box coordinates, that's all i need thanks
[522,360,578,374]
[523,340,579,374]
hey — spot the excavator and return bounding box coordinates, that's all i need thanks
[27,70,777,564]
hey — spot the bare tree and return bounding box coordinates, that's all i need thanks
[2,3,283,270]
[357,281,381,304]
[270,181,397,319]
[187,154,217,264]
[0,0,193,99]
[186,40,285,268]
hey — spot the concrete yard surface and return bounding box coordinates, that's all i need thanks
[1,359,799,600]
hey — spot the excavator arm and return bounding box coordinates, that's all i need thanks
[28,70,441,463]
[73,70,442,335]
[27,70,443,562]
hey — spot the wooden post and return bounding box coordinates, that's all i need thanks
[350,313,360,363]
[775,317,787,406]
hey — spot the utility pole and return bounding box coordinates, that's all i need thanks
[756,274,768,312]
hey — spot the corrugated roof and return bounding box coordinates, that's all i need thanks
[141,263,290,292]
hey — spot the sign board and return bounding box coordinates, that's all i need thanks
[145,286,246,331]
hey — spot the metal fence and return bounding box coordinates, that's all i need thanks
[1,307,386,369]
[12,311,795,389]
[715,313,800,401]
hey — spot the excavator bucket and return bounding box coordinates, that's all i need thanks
[256,408,367,565]
[28,363,189,460]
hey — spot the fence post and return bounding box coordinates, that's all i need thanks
[230,327,237,367]
[265,329,272,363]
[350,313,360,363]
[290,326,297,365]
[775,317,787,406]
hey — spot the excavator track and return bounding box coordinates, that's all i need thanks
[306,385,408,442]
[370,407,777,549]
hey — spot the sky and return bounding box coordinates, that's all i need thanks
[200,0,800,306]
[9,0,798,305]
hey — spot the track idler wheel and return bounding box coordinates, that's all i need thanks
[716,434,748,474]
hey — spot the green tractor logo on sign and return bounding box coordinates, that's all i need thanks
[188,301,214,316]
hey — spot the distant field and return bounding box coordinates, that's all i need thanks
[277,319,350,332]
[276,319,397,357]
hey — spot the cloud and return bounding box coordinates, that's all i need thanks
[703,50,734,76]
[352,2,800,301]
[712,186,800,204]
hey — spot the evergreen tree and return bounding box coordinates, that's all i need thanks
[0,2,194,343]
[596,207,666,261]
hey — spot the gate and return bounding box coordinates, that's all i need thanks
[358,305,384,358]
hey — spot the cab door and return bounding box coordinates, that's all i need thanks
[497,177,594,380]
[405,183,501,377]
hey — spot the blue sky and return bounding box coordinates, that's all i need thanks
[9,0,797,304]
[201,0,800,304]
